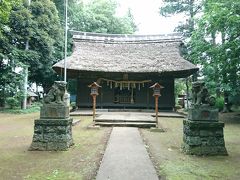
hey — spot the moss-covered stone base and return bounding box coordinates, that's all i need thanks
[29,118,74,151]
[182,119,228,156]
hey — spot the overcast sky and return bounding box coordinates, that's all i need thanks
[116,0,185,34]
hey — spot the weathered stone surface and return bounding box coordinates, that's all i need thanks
[215,130,224,137]
[34,118,72,125]
[34,125,43,134]
[182,144,228,156]
[47,142,69,151]
[188,107,218,121]
[32,133,43,142]
[183,125,199,136]
[182,119,228,156]
[30,83,73,151]
[29,118,74,151]
[183,135,202,146]
[30,142,47,151]
[43,81,68,105]
[183,119,224,128]
[40,104,70,119]
[183,81,227,156]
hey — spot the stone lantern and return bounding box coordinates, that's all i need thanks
[150,83,164,97]
[88,82,101,124]
[89,82,101,96]
[150,83,164,129]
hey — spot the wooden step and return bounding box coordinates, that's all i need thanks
[95,122,156,128]
[95,119,155,123]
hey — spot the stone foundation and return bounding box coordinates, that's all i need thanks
[182,119,228,156]
[29,118,73,151]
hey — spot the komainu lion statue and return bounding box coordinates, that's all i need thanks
[43,81,67,104]
[192,81,216,107]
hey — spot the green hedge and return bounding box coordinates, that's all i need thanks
[215,96,224,111]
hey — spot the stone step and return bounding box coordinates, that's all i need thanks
[95,122,156,128]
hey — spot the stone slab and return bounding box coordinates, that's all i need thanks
[188,108,218,121]
[150,127,165,132]
[96,113,155,122]
[40,104,70,119]
[152,112,185,118]
[96,127,158,180]
[95,122,156,128]
[70,110,184,118]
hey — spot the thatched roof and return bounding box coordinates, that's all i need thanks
[53,31,198,78]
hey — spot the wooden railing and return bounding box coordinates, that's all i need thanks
[114,96,133,104]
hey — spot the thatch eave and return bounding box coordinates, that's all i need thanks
[53,31,198,78]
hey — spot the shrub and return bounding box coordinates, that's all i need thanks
[215,96,224,111]
[6,97,19,109]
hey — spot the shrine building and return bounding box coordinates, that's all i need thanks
[53,31,198,111]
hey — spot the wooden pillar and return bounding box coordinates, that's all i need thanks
[147,88,149,109]
[92,95,96,124]
[100,90,103,109]
[76,77,81,108]
[88,82,101,125]
[155,95,159,128]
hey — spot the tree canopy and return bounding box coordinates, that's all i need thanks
[0,0,63,107]
[160,0,202,37]
[160,0,240,110]
[189,0,240,95]
[0,0,137,108]
[54,0,137,34]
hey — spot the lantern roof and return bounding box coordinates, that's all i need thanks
[88,82,102,88]
[149,83,164,89]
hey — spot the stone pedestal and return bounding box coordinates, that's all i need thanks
[188,107,218,122]
[29,104,73,151]
[40,104,70,119]
[182,107,227,156]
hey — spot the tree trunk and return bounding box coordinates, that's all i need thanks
[189,0,195,34]
[221,31,231,113]
[223,91,232,113]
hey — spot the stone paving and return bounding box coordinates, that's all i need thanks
[96,127,159,180]
[96,112,155,122]
[70,109,185,118]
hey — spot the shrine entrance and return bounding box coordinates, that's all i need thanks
[114,87,136,104]
[97,77,152,107]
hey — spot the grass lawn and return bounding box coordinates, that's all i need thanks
[0,112,111,180]
[1,111,240,180]
[141,112,240,180]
